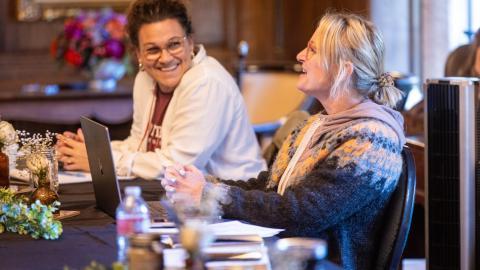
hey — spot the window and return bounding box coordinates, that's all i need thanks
[448,0,480,50]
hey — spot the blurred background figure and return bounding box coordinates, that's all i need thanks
[444,28,480,77]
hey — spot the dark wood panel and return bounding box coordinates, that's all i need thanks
[236,0,277,61]
[0,1,7,52]
[0,0,372,82]
[188,0,225,45]
[283,0,370,61]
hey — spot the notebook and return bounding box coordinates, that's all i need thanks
[80,116,166,220]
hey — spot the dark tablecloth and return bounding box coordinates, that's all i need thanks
[0,179,165,270]
[1,179,342,270]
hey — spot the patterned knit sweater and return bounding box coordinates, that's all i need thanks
[209,109,404,270]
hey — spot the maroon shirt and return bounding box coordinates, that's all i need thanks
[147,86,173,151]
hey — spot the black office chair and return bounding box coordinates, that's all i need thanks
[375,146,416,270]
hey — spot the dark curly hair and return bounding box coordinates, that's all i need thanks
[126,0,193,48]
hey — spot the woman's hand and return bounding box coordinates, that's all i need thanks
[161,164,206,204]
[55,129,90,172]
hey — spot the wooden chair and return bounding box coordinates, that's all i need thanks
[239,64,308,135]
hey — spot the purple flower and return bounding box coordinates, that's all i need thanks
[104,39,125,59]
[64,22,84,40]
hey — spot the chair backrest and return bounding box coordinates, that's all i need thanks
[375,146,416,270]
[240,65,307,129]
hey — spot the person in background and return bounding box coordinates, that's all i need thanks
[56,0,266,180]
[404,29,480,137]
[163,12,406,269]
[445,28,480,77]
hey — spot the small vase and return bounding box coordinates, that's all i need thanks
[0,150,9,188]
[30,172,58,207]
[89,59,126,92]
[30,148,59,192]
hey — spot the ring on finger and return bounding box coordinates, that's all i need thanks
[165,185,176,193]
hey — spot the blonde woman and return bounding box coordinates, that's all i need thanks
[163,13,405,269]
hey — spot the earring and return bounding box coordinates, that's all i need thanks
[191,52,195,59]
[138,62,145,71]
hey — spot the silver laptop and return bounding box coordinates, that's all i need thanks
[80,116,166,220]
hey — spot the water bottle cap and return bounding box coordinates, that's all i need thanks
[125,186,141,197]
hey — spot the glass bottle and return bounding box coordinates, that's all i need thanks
[30,166,59,206]
[30,148,58,192]
[0,150,9,188]
[116,186,150,264]
[128,233,163,270]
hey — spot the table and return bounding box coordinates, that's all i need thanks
[0,179,163,270]
[0,78,134,140]
[0,179,342,270]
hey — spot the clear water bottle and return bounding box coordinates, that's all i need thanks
[116,186,151,264]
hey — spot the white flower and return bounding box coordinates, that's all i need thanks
[0,121,17,148]
[26,153,49,175]
[17,130,55,155]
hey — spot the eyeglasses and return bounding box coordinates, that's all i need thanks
[143,36,187,62]
[305,40,317,60]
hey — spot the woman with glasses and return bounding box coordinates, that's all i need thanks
[163,13,405,269]
[56,0,266,180]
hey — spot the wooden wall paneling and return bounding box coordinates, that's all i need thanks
[223,0,238,51]
[282,0,327,62]
[332,0,370,17]
[282,0,369,62]
[236,0,277,62]
[0,1,7,52]
[3,0,63,52]
[187,0,224,46]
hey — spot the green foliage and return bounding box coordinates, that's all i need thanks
[0,188,63,239]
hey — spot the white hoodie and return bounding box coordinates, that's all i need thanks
[111,45,266,180]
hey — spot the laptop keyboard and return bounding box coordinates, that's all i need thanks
[147,201,168,221]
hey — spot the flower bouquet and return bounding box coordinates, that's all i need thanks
[0,121,17,151]
[50,8,131,91]
[0,125,62,240]
[0,188,62,240]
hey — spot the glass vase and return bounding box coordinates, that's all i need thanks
[0,150,9,188]
[30,148,58,192]
[30,170,58,206]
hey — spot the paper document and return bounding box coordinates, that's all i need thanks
[58,171,135,184]
[11,169,134,185]
[58,171,92,184]
[147,221,179,234]
[208,221,284,238]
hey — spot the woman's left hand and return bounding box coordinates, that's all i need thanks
[161,164,206,204]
